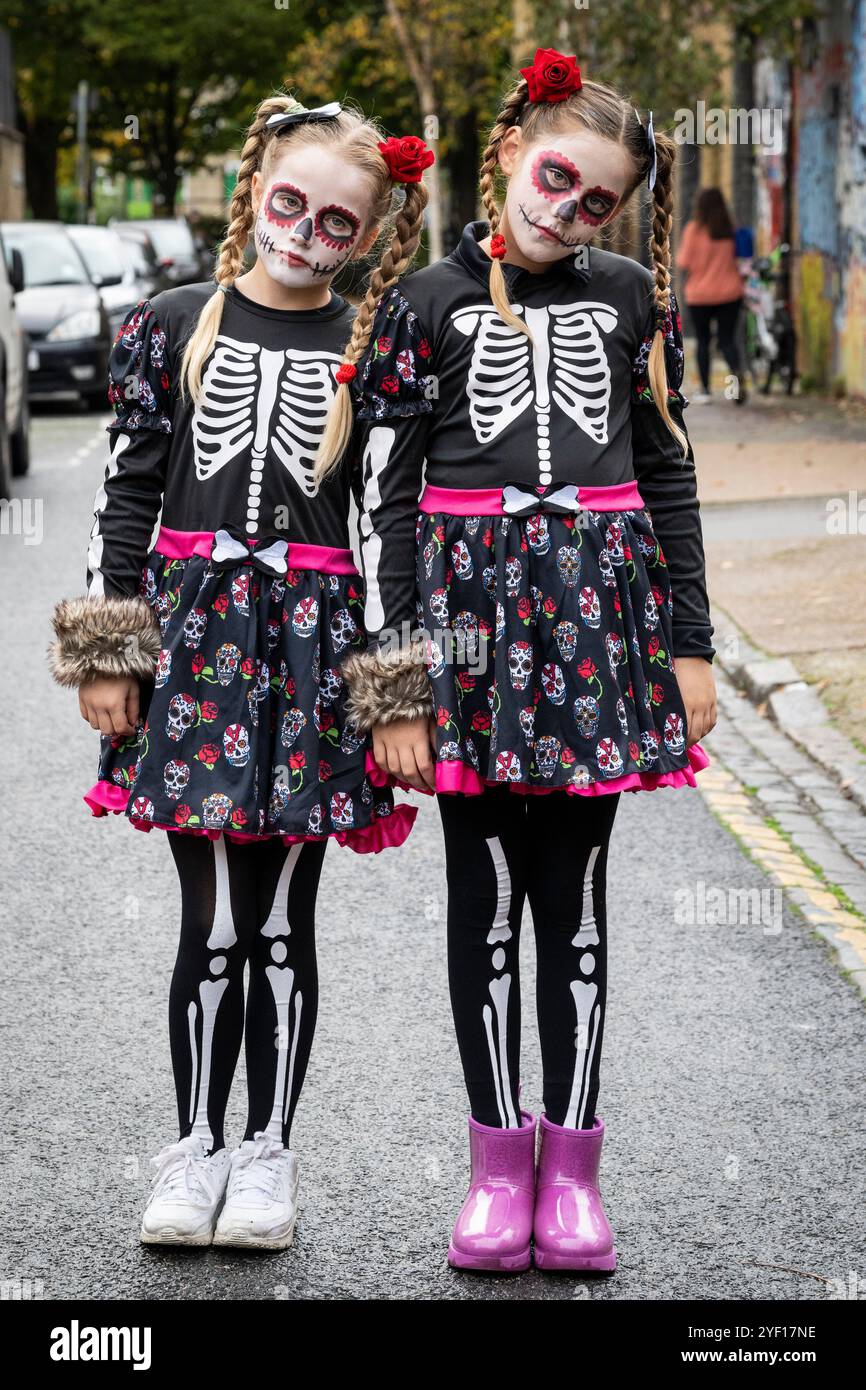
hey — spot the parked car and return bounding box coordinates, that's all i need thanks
[116,232,169,300]
[0,228,29,495]
[67,224,150,337]
[0,221,112,409]
[111,217,203,287]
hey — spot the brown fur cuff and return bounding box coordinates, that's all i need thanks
[341,644,433,732]
[48,594,162,689]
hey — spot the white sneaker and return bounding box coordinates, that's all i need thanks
[212,1131,300,1250]
[690,391,713,404]
[139,1134,231,1247]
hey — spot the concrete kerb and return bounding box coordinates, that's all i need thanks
[709,604,866,816]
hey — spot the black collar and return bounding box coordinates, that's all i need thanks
[450,219,593,293]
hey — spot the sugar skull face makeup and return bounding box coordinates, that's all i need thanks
[501,129,633,263]
[252,144,372,287]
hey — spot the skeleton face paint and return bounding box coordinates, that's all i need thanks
[252,146,370,287]
[502,131,632,264]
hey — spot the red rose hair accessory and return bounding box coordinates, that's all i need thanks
[335,363,357,384]
[489,233,507,259]
[377,135,436,184]
[519,47,582,103]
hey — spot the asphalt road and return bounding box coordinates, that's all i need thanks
[1,403,863,1302]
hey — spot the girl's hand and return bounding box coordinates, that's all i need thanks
[373,715,438,793]
[79,676,140,738]
[674,656,717,747]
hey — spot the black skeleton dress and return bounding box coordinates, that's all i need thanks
[344,220,714,795]
[77,281,415,850]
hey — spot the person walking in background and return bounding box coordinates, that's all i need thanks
[676,188,747,404]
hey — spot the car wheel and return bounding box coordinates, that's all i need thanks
[10,390,30,477]
[0,401,12,500]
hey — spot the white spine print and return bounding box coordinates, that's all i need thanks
[360,426,397,636]
[450,299,618,481]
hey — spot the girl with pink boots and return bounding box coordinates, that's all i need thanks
[315,47,716,1273]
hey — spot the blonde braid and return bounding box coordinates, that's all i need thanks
[314,179,430,481]
[479,81,534,341]
[179,95,306,403]
[646,130,688,456]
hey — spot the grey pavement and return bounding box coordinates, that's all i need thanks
[701,493,851,542]
[0,406,864,1301]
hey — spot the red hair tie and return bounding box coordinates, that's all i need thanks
[489,233,507,260]
[335,363,357,384]
[519,46,582,103]
[377,135,436,184]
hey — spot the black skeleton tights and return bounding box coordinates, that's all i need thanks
[437,786,620,1130]
[167,833,325,1154]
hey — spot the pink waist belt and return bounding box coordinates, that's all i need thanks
[154,527,359,575]
[418,481,645,515]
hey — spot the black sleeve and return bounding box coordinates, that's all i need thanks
[348,285,435,647]
[85,300,173,599]
[631,288,715,662]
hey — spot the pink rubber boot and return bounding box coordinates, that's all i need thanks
[447,1110,536,1272]
[532,1113,617,1271]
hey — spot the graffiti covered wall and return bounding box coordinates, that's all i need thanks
[795,2,866,397]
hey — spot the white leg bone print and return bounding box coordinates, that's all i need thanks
[483,837,520,1128]
[260,844,302,938]
[263,964,302,1140]
[571,844,602,950]
[207,838,238,950]
[450,301,617,483]
[261,846,305,1139]
[192,335,343,533]
[189,977,230,1146]
[185,840,237,1148]
[564,845,604,1128]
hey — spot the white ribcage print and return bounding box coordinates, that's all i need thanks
[193,335,342,532]
[271,355,344,498]
[549,302,617,444]
[451,307,534,444]
[450,300,618,483]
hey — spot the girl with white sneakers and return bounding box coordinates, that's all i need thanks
[49,93,432,1250]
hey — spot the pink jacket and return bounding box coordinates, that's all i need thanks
[676,222,744,305]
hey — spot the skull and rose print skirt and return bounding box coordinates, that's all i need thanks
[413,481,710,796]
[85,528,417,853]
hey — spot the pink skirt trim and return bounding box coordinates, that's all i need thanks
[418,480,645,516]
[154,526,359,575]
[366,742,710,799]
[82,781,417,854]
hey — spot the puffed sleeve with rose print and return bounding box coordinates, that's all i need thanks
[47,299,170,690]
[630,287,716,663]
[340,284,437,733]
